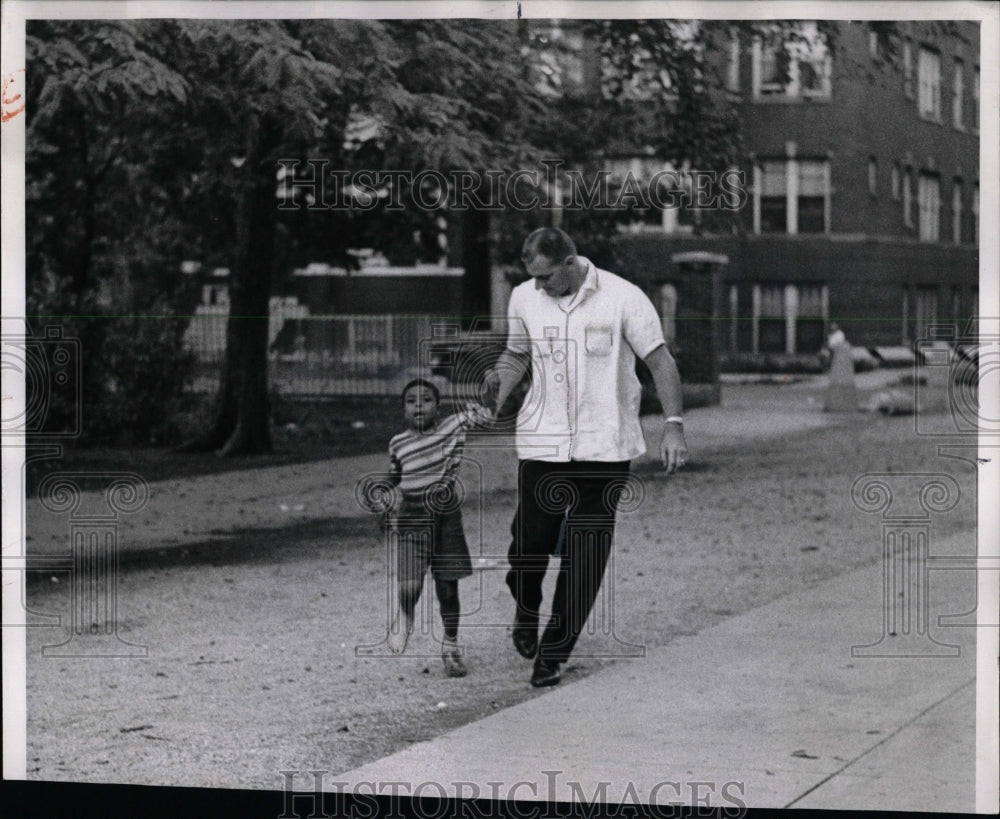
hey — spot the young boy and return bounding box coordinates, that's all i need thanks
[377,378,492,677]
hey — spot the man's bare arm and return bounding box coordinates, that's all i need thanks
[643,344,688,474]
[493,348,530,419]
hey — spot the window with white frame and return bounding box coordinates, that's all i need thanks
[756,284,787,353]
[755,158,829,235]
[758,160,787,233]
[748,282,829,354]
[752,23,831,100]
[918,47,941,121]
[607,157,698,234]
[917,173,940,242]
[952,180,963,244]
[797,161,827,233]
[756,34,784,96]
[953,58,964,129]
[914,286,938,342]
[903,40,914,98]
[891,163,900,200]
[795,284,827,353]
[903,169,913,228]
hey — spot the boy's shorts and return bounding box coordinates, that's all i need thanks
[393,507,473,583]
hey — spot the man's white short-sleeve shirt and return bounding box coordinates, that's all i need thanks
[506,257,665,462]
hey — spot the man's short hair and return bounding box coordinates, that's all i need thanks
[521,228,577,265]
[401,377,440,403]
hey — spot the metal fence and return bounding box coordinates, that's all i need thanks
[183,313,502,397]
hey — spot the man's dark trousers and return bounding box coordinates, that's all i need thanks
[506,459,631,663]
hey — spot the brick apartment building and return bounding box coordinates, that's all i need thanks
[281,20,980,369]
[607,20,980,358]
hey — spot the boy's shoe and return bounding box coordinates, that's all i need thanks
[441,640,467,678]
[530,657,561,687]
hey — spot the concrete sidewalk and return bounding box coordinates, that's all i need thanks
[337,530,984,813]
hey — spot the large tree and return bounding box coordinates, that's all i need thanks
[177,20,551,455]
[27,18,545,454]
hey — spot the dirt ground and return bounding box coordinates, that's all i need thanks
[23,413,977,790]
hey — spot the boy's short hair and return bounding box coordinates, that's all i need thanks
[401,378,440,403]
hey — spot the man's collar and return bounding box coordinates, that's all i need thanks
[576,257,599,294]
[555,256,598,312]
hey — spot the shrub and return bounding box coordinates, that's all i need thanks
[86,309,197,445]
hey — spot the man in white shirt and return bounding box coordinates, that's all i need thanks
[494,228,688,686]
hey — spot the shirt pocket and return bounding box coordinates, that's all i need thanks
[584,324,614,356]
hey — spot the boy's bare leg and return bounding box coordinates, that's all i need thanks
[435,577,466,677]
[388,579,421,654]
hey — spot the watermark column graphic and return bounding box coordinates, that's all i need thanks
[908,324,1000,631]
[1,324,83,439]
[35,472,149,657]
[913,323,1000,438]
[850,472,962,658]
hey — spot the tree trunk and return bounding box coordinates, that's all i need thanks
[176,117,279,455]
[461,208,492,327]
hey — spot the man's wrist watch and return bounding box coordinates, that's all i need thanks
[663,416,684,427]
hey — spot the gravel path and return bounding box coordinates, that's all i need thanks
[24,413,977,789]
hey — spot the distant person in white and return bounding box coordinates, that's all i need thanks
[827,322,847,349]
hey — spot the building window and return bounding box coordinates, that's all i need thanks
[752,23,831,100]
[796,285,827,353]
[756,284,786,353]
[891,163,901,200]
[914,286,938,342]
[868,28,879,58]
[756,35,785,96]
[754,158,829,235]
[902,169,913,228]
[758,160,787,233]
[868,157,878,196]
[952,180,963,244]
[607,157,701,235]
[917,173,940,242]
[953,58,965,130]
[797,160,828,233]
[750,283,828,354]
[903,40,914,98]
[918,47,941,121]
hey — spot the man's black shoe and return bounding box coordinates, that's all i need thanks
[530,658,562,687]
[512,615,538,659]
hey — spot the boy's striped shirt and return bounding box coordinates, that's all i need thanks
[389,404,492,503]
